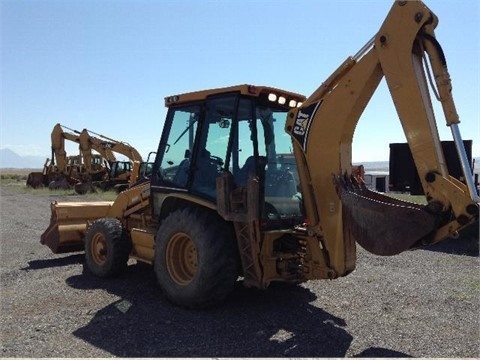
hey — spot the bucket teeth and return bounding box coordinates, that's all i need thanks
[333,174,437,256]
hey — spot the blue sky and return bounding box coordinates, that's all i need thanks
[1,0,479,162]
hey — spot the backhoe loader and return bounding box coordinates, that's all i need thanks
[40,0,479,308]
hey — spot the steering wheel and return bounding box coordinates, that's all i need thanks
[209,155,224,168]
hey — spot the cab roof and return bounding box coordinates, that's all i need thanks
[164,84,306,107]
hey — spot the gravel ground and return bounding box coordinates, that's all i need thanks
[0,185,479,358]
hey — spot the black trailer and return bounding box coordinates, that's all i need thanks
[389,140,477,195]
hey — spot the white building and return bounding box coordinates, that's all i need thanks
[364,171,389,192]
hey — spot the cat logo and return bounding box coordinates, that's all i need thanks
[291,100,323,152]
[293,116,309,136]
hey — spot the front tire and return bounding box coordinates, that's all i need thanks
[84,218,132,277]
[154,207,239,308]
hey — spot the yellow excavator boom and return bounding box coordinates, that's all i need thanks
[50,123,77,174]
[79,129,117,173]
[82,128,143,163]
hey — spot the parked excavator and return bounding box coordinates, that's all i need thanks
[74,128,144,193]
[40,1,479,309]
[26,124,110,189]
[114,151,157,193]
[27,123,148,193]
[77,128,156,193]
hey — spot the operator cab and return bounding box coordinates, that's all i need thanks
[151,85,307,229]
[110,161,132,178]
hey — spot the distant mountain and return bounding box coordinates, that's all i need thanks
[0,148,46,169]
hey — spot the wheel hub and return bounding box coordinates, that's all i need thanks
[91,233,107,265]
[166,232,198,285]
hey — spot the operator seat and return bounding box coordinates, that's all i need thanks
[190,149,224,198]
[265,169,297,198]
[235,156,267,187]
[172,158,190,187]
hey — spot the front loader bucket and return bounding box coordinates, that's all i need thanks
[334,175,437,256]
[40,201,113,254]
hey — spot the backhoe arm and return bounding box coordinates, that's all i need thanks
[78,129,94,174]
[51,123,82,174]
[79,129,117,169]
[109,141,143,163]
[286,1,478,276]
[84,129,143,163]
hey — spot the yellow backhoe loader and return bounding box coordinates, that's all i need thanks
[40,1,478,308]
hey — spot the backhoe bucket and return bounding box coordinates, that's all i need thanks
[40,201,113,253]
[26,172,46,188]
[334,175,437,256]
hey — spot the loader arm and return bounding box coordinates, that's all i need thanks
[286,0,478,271]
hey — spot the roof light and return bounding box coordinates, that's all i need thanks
[165,95,180,103]
[297,102,303,107]
[268,93,277,102]
[278,96,286,105]
[288,99,297,107]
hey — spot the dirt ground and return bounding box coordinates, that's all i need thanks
[0,185,479,358]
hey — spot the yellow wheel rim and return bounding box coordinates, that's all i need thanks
[91,232,107,265]
[166,232,198,285]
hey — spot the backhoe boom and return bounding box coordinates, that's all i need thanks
[285,0,478,274]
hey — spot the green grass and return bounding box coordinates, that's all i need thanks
[0,171,118,201]
[0,173,28,182]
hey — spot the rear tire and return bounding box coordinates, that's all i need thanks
[48,178,70,190]
[84,218,132,277]
[154,208,239,308]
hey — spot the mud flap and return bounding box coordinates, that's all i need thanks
[334,174,437,256]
